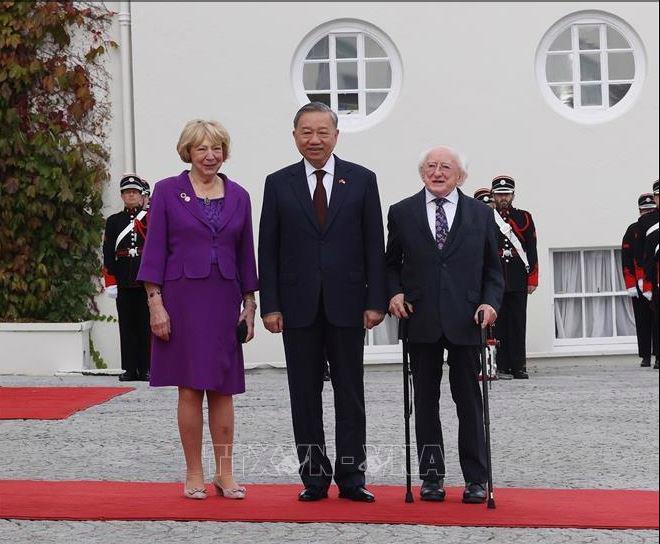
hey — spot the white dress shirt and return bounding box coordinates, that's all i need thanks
[425,187,458,237]
[304,155,335,205]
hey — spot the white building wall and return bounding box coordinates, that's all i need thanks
[95,2,659,368]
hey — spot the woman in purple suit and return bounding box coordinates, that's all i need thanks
[138,120,258,500]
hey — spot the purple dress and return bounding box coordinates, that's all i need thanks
[137,171,259,393]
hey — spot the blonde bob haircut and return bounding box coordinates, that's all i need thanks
[177,119,231,163]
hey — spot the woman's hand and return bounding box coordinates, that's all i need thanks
[238,303,256,342]
[147,298,171,341]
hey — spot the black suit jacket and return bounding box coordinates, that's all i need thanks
[385,189,504,345]
[258,155,387,328]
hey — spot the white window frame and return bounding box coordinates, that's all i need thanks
[550,246,636,347]
[291,19,403,133]
[363,315,401,362]
[535,10,646,124]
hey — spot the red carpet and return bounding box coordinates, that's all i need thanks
[0,387,134,420]
[0,481,657,529]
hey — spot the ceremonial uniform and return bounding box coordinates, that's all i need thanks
[636,181,659,369]
[473,188,494,208]
[621,193,656,366]
[102,175,151,381]
[491,176,538,379]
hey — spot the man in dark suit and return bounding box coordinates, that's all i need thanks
[638,181,659,369]
[258,102,387,502]
[385,146,503,504]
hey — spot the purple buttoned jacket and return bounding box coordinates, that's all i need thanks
[137,170,258,294]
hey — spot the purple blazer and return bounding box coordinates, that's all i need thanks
[137,170,259,294]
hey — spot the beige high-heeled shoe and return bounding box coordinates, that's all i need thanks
[183,486,208,500]
[213,478,246,499]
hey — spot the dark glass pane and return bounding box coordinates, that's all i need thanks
[609,83,631,106]
[306,93,331,107]
[338,93,358,114]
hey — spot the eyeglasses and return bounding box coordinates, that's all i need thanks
[423,162,455,173]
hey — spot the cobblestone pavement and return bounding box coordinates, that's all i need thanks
[1,356,658,543]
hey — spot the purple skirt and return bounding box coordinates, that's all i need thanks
[149,265,245,394]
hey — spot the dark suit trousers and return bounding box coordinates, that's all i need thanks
[116,287,151,376]
[632,295,656,358]
[282,295,366,490]
[409,339,487,484]
[496,291,528,372]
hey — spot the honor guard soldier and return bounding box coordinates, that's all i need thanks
[102,174,151,382]
[140,179,151,210]
[638,181,659,369]
[621,193,657,367]
[491,175,538,379]
[474,188,495,209]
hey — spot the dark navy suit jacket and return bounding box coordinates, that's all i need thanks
[385,188,504,345]
[258,156,387,328]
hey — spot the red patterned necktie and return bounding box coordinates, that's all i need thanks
[313,170,327,228]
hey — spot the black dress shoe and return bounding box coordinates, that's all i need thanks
[420,480,445,502]
[139,371,150,382]
[640,357,651,367]
[118,372,139,382]
[338,485,375,502]
[462,482,487,504]
[512,369,529,379]
[298,486,328,501]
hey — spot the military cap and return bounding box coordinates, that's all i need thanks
[491,175,515,194]
[473,188,493,204]
[140,179,151,196]
[639,193,655,210]
[653,180,659,195]
[119,173,144,192]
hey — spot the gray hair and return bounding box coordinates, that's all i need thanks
[293,102,338,129]
[417,145,469,185]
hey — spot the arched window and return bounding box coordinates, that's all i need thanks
[292,19,402,132]
[536,11,645,123]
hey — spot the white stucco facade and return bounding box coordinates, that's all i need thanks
[93,2,660,370]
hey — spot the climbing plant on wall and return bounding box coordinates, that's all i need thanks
[0,1,115,322]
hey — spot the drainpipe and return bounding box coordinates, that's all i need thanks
[118,2,136,173]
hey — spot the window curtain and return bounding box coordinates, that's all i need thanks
[583,250,613,337]
[554,249,636,339]
[554,251,583,338]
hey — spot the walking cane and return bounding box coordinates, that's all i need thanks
[478,310,496,509]
[400,317,414,503]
